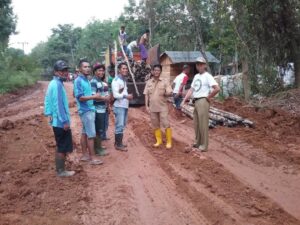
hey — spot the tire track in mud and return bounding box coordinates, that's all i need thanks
[167,111,300,221]
[128,107,300,225]
[67,84,209,225]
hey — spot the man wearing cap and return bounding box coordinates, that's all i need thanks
[73,59,103,165]
[172,64,190,109]
[144,64,173,149]
[181,57,220,152]
[90,63,110,156]
[44,60,75,177]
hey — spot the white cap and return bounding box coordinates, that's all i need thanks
[195,56,207,64]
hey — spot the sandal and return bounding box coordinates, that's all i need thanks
[89,159,104,165]
[80,155,90,162]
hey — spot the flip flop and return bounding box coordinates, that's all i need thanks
[89,159,104,165]
[80,155,90,162]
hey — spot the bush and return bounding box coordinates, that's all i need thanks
[0,47,42,94]
[0,69,41,94]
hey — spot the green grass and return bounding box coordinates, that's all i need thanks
[0,69,41,94]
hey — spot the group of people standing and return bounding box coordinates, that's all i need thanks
[119,25,150,62]
[44,55,220,177]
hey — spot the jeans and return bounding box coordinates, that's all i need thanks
[113,107,128,134]
[173,93,183,109]
[100,111,109,139]
[123,45,128,55]
[95,112,106,138]
[127,47,133,59]
[80,111,96,138]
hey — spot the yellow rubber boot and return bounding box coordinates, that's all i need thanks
[153,129,162,147]
[165,128,172,149]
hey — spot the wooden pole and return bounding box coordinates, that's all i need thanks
[114,41,118,77]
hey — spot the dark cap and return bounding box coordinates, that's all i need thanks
[54,60,69,71]
[183,64,189,70]
[93,62,105,73]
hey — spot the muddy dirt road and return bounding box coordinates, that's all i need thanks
[0,81,299,225]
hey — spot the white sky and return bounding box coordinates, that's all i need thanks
[9,0,128,53]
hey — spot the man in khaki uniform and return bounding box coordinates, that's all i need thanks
[181,57,220,152]
[144,64,173,149]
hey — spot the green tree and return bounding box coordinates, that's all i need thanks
[77,19,119,63]
[227,0,300,92]
[31,24,82,70]
[0,0,17,47]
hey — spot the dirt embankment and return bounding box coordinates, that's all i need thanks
[212,95,300,168]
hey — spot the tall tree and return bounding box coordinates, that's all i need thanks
[0,0,16,47]
[227,0,300,91]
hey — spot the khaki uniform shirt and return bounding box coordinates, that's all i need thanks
[143,77,172,112]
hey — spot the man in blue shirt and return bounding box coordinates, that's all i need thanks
[73,59,103,165]
[44,60,75,177]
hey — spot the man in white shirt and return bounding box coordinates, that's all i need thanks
[119,26,128,54]
[111,63,133,151]
[172,64,190,109]
[181,57,220,152]
[127,40,138,59]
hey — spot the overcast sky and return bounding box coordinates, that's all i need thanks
[9,0,128,53]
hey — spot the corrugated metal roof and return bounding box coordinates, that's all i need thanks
[161,51,220,64]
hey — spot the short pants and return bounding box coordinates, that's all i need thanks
[80,111,96,138]
[52,127,73,153]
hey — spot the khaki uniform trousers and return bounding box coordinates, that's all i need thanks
[193,98,210,150]
[150,111,170,129]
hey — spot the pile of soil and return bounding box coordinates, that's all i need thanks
[0,115,88,225]
[212,95,300,166]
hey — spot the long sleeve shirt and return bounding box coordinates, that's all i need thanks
[44,76,70,128]
[73,74,95,115]
[111,75,129,108]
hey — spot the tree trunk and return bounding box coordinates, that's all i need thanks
[293,51,300,88]
[242,59,250,101]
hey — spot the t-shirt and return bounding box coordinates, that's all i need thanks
[73,74,95,115]
[107,75,114,93]
[173,72,189,94]
[191,72,218,98]
[127,41,137,50]
[90,77,109,113]
[119,31,127,45]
